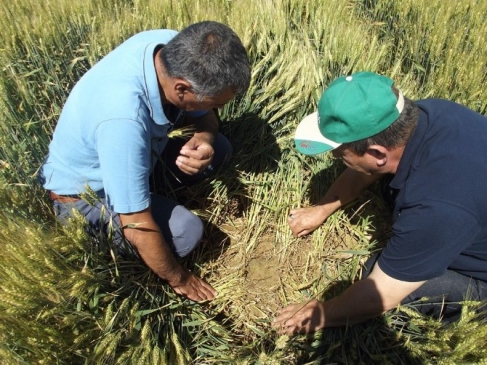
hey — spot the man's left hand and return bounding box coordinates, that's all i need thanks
[273,299,326,335]
[176,136,214,175]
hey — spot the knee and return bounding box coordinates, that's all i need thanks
[170,206,204,257]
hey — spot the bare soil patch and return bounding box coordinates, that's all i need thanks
[214,196,391,334]
[217,220,332,328]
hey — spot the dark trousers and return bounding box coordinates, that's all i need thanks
[363,254,487,322]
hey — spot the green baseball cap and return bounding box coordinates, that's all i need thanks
[295,71,404,155]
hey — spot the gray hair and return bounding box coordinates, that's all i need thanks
[342,86,419,156]
[159,21,251,100]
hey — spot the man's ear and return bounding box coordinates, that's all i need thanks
[174,79,192,99]
[367,145,388,167]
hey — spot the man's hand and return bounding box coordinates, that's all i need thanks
[273,299,326,335]
[288,168,382,238]
[176,136,214,175]
[169,269,217,302]
[273,266,426,335]
[288,206,329,237]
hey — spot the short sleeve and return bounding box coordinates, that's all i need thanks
[96,119,151,213]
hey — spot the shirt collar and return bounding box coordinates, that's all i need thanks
[143,42,167,125]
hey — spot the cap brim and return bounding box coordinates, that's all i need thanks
[294,112,342,156]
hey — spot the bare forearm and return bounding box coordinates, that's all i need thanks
[119,209,217,302]
[119,211,185,284]
[289,168,382,237]
[317,168,381,214]
[273,278,386,334]
[323,263,425,328]
[275,264,424,334]
[321,279,388,327]
[132,230,184,283]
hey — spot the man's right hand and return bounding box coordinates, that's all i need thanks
[288,168,382,238]
[273,299,326,335]
[169,270,217,302]
[288,205,329,237]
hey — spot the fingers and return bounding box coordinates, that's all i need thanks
[172,273,217,303]
[196,277,218,300]
[181,144,213,160]
[273,305,306,335]
[287,208,304,223]
[274,304,299,323]
[176,144,214,175]
[287,209,305,237]
[272,300,325,335]
[176,155,211,175]
[287,207,325,237]
[297,229,311,238]
[176,157,206,175]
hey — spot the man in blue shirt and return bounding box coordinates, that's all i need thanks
[40,21,251,302]
[274,71,487,334]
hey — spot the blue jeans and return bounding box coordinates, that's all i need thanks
[52,133,232,258]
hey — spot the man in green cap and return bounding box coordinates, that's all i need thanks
[273,71,487,334]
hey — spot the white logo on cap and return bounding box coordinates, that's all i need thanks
[346,76,353,81]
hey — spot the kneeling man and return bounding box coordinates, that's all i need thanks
[274,71,487,334]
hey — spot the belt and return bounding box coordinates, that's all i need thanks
[49,191,81,203]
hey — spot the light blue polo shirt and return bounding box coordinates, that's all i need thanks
[41,30,206,214]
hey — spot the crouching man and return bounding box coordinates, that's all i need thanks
[274,71,487,334]
[39,21,251,302]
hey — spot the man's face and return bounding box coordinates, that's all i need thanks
[167,85,236,112]
[332,146,380,175]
